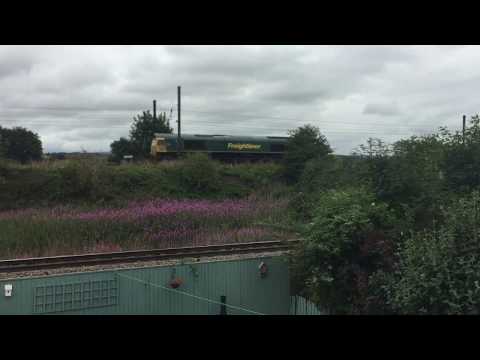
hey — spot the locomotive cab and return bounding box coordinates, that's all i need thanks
[151,137,167,157]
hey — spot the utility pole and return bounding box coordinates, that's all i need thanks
[463,114,466,145]
[153,100,157,120]
[177,86,182,154]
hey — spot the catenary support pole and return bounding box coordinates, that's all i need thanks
[177,86,181,154]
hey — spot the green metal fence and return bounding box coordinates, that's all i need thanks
[0,256,291,315]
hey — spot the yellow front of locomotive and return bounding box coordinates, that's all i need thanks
[151,137,167,157]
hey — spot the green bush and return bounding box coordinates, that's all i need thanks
[0,159,10,178]
[442,116,480,194]
[0,160,9,186]
[384,191,480,314]
[289,187,400,314]
[174,153,222,195]
[292,155,365,221]
[52,159,115,202]
[221,162,282,186]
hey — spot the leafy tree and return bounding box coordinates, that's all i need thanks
[0,126,43,164]
[387,135,447,228]
[352,137,392,197]
[110,137,139,163]
[284,124,332,183]
[109,110,173,161]
[442,115,480,193]
[353,135,448,229]
[0,127,6,158]
[129,111,172,158]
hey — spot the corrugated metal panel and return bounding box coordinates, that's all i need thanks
[289,295,324,315]
[0,256,290,315]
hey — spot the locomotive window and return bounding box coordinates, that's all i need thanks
[271,144,285,152]
[184,140,207,151]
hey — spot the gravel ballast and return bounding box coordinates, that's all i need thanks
[0,250,289,280]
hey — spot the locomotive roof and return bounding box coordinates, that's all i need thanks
[153,133,289,143]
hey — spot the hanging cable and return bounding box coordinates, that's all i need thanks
[115,272,265,315]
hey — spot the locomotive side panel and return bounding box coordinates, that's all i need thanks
[151,134,288,160]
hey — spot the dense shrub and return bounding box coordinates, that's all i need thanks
[289,187,401,314]
[176,153,222,194]
[383,191,480,314]
[221,162,282,186]
[442,116,480,194]
[0,160,9,186]
[292,155,365,221]
[349,135,450,230]
[50,159,116,202]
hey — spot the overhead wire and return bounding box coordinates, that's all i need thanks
[0,118,418,131]
[115,272,265,315]
[0,117,421,133]
[0,105,422,127]
[0,104,437,138]
[0,122,416,136]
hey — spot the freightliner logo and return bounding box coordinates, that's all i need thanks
[227,143,262,150]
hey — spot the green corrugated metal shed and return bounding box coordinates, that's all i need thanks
[0,256,291,315]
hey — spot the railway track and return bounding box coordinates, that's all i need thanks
[0,240,300,273]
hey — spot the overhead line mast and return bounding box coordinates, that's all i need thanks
[177,86,182,155]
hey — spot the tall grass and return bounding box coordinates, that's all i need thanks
[0,197,293,259]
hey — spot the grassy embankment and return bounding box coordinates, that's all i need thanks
[0,156,295,258]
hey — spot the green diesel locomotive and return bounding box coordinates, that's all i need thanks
[151,133,288,161]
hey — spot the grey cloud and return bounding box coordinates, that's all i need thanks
[263,87,328,105]
[363,103,402,116]
[0,45,479,154]
[0,47,38,79]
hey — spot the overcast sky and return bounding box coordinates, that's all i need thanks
[0,45,477,154]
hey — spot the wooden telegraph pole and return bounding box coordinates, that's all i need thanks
[463,114,466,145]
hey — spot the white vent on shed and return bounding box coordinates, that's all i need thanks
[4,284,12,297]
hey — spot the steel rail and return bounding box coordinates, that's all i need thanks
[0,240,300,273]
